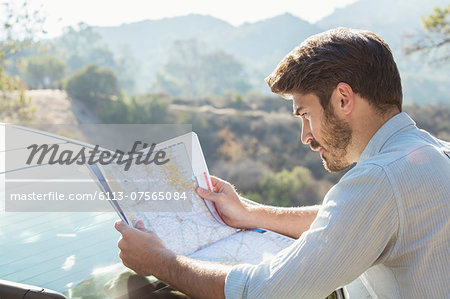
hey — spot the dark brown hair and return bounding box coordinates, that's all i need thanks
[265,27,402,112]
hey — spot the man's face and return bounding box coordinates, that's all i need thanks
[293,92,353,172]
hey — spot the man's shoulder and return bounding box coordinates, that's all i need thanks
[332,162,392,198]
[354,127,450,202]
[362,127,449,170]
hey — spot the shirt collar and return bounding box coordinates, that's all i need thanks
[358,112,416,163]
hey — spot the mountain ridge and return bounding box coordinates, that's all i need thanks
[89,1,449,104]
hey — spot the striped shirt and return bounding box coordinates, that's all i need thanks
[225,112,450,298]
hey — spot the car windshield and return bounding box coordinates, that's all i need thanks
[0,124,131,297]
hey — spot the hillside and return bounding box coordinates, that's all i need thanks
[27,89,100,124]
[28,89,289,125]
[316,0,449,48]
[95,13,321,92]
[25,90,450,206]
[216,13,320,74]
[88,1,450,105]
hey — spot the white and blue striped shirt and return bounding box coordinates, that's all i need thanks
[225,112,450,298]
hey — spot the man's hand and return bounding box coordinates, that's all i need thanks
[197,176,320,239]
[115,220,173,276]
[196,176,254,229]
[115,219,229,299]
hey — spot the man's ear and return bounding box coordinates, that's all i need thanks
[334,82,355,115]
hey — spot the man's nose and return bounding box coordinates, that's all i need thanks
[301,120,313,145]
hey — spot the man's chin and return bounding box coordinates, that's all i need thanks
[322,157,352,173]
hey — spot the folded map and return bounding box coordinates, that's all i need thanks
[87,132,294,265]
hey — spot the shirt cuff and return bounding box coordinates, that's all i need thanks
[224,263,255,299]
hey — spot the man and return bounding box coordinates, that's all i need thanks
[115,28,450,298]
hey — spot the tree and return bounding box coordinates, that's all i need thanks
[52,22,103,72]
[255,166,316,207]
[175,110,207,135]
[0,73,35,122]
[98,95,129,123]
[66,64,120,106]
[99,94,171,124]
[113,45,139,92]
[127,94,170,124]
[151,39,251,97]
[151,70,183,97]
[0,1,45,122]
[19,55,67,89]
[50,23,137,93]
[405,5,450,62]
[201,50,251,96]
[0,1,46,58]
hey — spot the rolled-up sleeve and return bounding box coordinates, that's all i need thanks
[225,164,399,298]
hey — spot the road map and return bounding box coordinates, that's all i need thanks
[88,132,295,265]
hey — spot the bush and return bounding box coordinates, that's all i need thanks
[66,64,120,106]
[20,55,67,89]
[246,166,318,207]
[99,94,171,124]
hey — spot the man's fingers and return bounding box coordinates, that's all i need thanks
[135,220,152,233]
[210,176,224,185]
[198,176,236,202]
[196,187,222,203]
[211,176,236,193]
[121,259,131,270]
[114,220,131,234]
[210,176,227,192]
[118,238,123,250]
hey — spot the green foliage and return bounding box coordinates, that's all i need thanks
[0,1,44,122]
[49,23,137,92]
[175,110,207,135]
[0,1,46,57]
[98,95,129,123]
[52,23,103,71]
[422,5,450,35]
[224,91,248,110]
[66,64,120,106]
[151,70,183,97]
[99,94,171,124]
[112,45,139,92]
[19,55,67,89]
[255,167,314,207]
[127,94,170,124]
[0,72,35,122]
[151,39,251,97]
[405,5,450,61]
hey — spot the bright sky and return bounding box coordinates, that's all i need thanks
[28,0,358,37]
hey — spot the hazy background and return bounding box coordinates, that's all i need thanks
[0,0,449,295]
[2,0,449,207]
